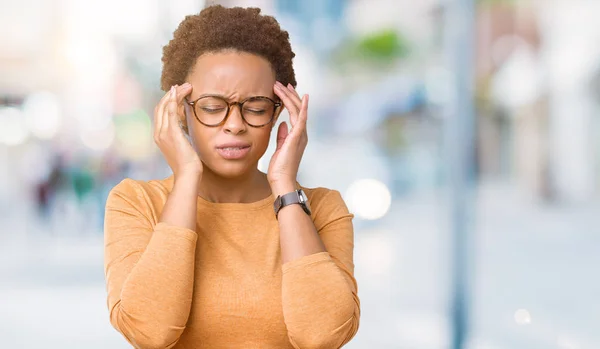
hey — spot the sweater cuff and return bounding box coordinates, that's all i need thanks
[282,251,331,274]
[154,222,198,243]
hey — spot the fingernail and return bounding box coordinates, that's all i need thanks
[287,83,293,89]
[182,82,191,87]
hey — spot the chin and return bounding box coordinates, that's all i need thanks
[203,158,257,179]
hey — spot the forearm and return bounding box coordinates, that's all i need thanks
[110,223,197,348]
[281,253,360,349]
[272,182,325,264]
[106,175,200,348]
[160,171,201,231]
[272,184,360,348]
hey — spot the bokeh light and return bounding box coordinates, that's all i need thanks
[80,121,116,151]
[0,106,29,146]
[22,91,62,140]
[345,178,392,220]
[514,309,532,325]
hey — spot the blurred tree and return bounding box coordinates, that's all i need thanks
[330,29,411,73]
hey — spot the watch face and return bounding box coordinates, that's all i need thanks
[299,190,311,212]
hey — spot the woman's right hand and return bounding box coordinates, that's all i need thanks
[153,83,203,180]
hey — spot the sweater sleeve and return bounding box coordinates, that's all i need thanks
[281,189,360,349]
[104,179,198,349]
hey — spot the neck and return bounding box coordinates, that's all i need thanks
[197,166,272,204]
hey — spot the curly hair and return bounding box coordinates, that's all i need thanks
[160,5,296,92]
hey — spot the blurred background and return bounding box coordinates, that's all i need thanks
[1,0,599,348]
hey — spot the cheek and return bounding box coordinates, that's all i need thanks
[186,111,209,155]
[252,129,273,154]
[187,126,211,157]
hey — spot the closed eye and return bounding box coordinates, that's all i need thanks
[200,107,226,113]
[244,109,267,114]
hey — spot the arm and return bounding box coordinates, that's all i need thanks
[104,175,199,349]
[274,187,361,349]
[269,83,359,348]
[272,182,326,264]
[105,84,201,348]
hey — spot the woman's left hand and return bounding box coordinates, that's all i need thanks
[267,81,309,195]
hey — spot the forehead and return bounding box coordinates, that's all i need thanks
[187,51,276,97]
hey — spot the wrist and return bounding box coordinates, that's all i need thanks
[270,181,297,197]
[174,170,202,187]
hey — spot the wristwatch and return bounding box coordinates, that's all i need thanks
[273,189,311,218]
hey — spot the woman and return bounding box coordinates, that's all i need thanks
[104,5,360,349]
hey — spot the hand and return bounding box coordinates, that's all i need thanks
[153,83,202,180]
[268,81,309,193]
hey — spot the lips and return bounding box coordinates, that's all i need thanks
[215,141,251,160]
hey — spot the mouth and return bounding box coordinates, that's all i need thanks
[215,145,251,160]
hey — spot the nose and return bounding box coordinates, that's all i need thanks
[223,103,247,135]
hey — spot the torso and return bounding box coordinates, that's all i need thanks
[148,177,295,348]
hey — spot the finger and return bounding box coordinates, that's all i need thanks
[160,85,176,133]
[298,94,309,126]
[176,83,193,104]
[278,86,301,117]
[286,84,303,128]
[284,83,302,110]
[154,87,174,136]
[275,81,301,112]
[287,83,302,106]
[165,85,178,130]
[276,121,289,151]
[176,83,193,128]
[154,104,163,138]
[274,83,300,126]
[288,94,309,139]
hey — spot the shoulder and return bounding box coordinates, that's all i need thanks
[301,186,345,207]
[106,176,173,210]
[300,185,354,226]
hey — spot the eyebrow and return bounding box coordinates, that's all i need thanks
[197,93,230,99]
[193,93,277,101]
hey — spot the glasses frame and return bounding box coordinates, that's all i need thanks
[185,94,282,128]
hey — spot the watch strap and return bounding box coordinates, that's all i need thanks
[280,191,301,207]
[274,189,310,218]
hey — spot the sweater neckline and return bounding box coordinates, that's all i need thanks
[165,175,275,211]
[196,191,275,211]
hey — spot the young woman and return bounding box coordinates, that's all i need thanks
[104,5,360,348]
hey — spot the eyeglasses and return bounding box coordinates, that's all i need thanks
[185,95,282,128]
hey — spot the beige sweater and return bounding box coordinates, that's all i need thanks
[103,175,360,348]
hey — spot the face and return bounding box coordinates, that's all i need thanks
[183,51,280,179]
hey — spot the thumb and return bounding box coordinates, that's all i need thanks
[276,122,289,151]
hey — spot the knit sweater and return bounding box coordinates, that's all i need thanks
[103,175,360,349]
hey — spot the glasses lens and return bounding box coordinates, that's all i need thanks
[195,96,228,125]
[242,97,275,126]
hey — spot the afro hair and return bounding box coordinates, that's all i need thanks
[160,5,297,92]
